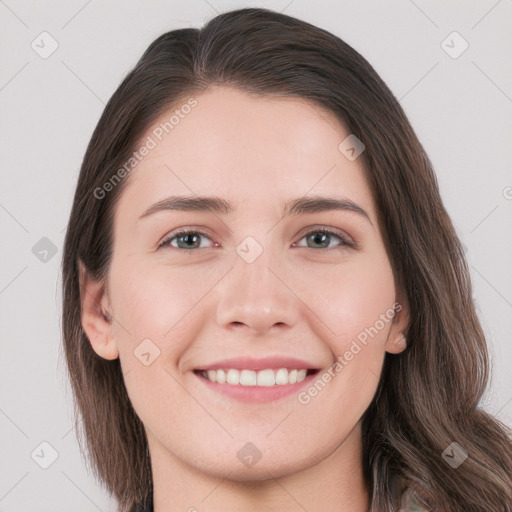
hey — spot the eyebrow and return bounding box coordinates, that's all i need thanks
[138,194,373,227]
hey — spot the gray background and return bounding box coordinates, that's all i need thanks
[1,1,511,510]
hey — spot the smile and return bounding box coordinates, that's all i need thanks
[194,368,317,386]
[193,368,320,403]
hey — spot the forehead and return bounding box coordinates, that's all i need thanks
[115,85,376,223]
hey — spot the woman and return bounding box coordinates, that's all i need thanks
[61,7,511,512]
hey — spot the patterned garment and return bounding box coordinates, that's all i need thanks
[399,486,432,511]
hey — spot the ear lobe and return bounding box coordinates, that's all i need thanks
[78,259,119,360]
[384,297,410,355]
[386,333,408,355]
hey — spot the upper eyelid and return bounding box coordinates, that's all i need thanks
[295,225,353,241]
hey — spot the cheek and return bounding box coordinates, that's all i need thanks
[109,257,214,345]
[297,256,396,421]
[300,250,397,349]
[108,261,208,422]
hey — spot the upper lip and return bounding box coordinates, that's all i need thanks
[194,356,322,371]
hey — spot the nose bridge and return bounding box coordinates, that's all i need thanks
[216,235,299,332]
[237,236,276,291]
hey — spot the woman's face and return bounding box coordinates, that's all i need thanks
[82,85,408,481]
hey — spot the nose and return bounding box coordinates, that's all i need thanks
[215,243,300,335]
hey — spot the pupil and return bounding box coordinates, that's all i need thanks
[183,234,198,248]
[311,232,328,247]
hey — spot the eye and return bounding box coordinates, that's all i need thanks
[293,228,357,250]
[158,229,216,250]
[158,227,357,251]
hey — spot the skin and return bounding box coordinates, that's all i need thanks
[80,85,409,512]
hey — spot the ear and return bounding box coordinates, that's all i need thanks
[384,295,410,355]
[78,259,119,360]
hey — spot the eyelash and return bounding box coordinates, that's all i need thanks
[158,227,358,251]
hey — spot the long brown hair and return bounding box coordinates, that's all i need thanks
[61,7,512,511]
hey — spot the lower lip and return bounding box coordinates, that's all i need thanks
[193,370,319,403]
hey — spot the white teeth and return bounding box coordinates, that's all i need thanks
[257,369,275,386]
[227,369,239,385]
[240,369,257,386]
[216,369,226,384]
[200,368,310,386]
[275,368,288,385]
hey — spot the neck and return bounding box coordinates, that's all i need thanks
[149,423,369,512]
